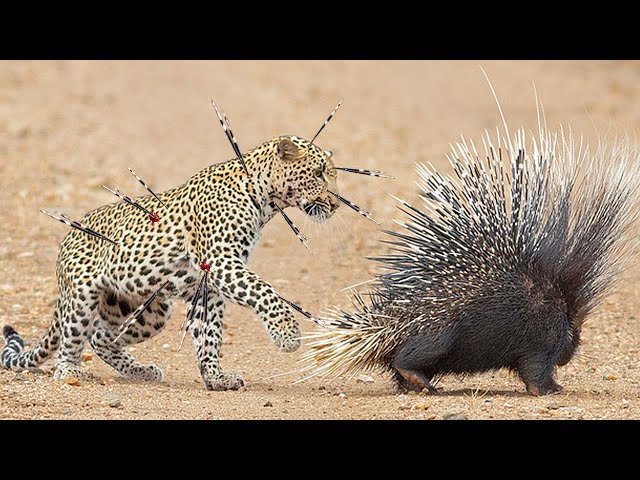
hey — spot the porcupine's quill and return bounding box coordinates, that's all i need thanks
[113,281,170,343]
[178,271,207,351]
[273,204,313,254]
[210,99,313,253]
[328,190,380,225]
[128,167,168,208]
[335,167,394,179]
[278,294,316,320]
[102,185,160,223]
[199,275,209,353]
[40,210,117,245]
[211,100,249,177]
[310,100,343,144]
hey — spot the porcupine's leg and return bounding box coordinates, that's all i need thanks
[391,333,451,394]
[190,292,245,391]
[392,368,439,394]
[517,352,562,396]
[517,311,568,396]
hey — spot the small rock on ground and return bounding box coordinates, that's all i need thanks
[442,413,468,420]
[356,374,374,384]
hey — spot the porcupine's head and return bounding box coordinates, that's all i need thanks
[272,135,341,223]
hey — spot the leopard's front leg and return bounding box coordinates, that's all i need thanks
[190,292,245,391]
[211,256,301,353]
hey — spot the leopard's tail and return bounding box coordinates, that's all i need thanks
[1,323,60,371]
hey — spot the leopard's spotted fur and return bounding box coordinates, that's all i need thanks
[1,135,340,390]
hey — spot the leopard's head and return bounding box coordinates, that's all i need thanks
[273,135,340,223]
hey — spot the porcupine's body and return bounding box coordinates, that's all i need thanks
[303,121,640,396]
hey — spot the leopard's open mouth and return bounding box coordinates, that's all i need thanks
[303,200,334,223]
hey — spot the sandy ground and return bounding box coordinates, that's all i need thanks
[1,60,640,420]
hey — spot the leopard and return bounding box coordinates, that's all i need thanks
[1,135,340,390]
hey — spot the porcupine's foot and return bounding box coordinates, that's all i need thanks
[525,379,563,396]
[518,354,563,396]
[394,368,439,394]
[53,361,89,381]
[391,337,448,394]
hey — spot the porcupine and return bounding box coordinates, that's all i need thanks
[301,101,640,396]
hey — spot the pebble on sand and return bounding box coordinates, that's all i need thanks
[356,374,374,384]
[442,413,468,420]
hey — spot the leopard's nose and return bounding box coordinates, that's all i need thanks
[329,193,341,212]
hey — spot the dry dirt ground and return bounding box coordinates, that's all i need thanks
[1,60,640,420]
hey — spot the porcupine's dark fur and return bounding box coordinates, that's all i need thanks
[302,118,640,396]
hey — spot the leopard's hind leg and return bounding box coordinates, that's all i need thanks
[89,290,173,382]
[53,281,100,381]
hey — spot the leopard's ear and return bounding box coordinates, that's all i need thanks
[276,138,300,163]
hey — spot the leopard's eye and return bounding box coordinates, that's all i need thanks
[314,168,323,178]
